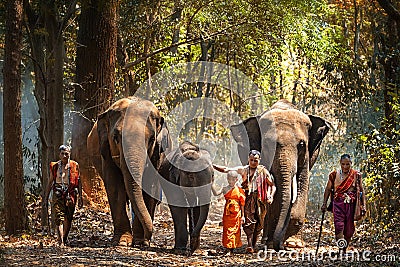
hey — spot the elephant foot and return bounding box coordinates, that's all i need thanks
[190,235,200,254]
[112,232,133,247]
[132,238,150,247]
[284,236,305,249]
[142,239,150,247]
[173,247,189,256]
[262,239,273,249]
[260,237,267,245]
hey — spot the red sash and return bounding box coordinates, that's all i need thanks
[241,165,274,202]
[256,167,274,203]
[334,169,357,200]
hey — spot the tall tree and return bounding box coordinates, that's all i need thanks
[24,0,77,228]
[376,0,400,133]
[3,0,27,234]
[72,0,118,197]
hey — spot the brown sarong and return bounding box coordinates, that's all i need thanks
[52,194,76,225]
[243,191,266,238]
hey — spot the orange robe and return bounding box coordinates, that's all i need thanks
[222,186,246,248]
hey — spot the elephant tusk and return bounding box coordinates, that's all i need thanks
[292,174,298,204]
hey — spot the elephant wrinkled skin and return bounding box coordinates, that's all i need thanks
[231,99,330,251]
[87,97,170,247]
[158,141,214,254]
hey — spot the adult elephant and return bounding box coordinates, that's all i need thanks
[87,96,170,247]
[230,99,330,251]
[158,141,214,254]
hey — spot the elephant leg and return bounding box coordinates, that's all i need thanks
[262,202,277,248]
[169,205,188,251]
[131,213,142,245]
[102,159,132,246]
[188,206,200,234]
[261,221,274,248]
[188,206,201,253]
[132,190,158,246]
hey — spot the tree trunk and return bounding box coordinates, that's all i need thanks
[43,1,65,160]
[24,0,72,229]
[72,0,118,199]
[28,23,50,229]
[376,0,400,133]
[142,0,161,99]
[3,0,27,234]
[170,4,182,54]
[117,35,137,96]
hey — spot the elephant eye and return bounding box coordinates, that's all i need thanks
[298,140,306,148]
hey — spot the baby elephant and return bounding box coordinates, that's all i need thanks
[158,141,214,254]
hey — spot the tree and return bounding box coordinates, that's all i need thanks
[72,0,118,198]
[376,0,400,132]
[3,0,27,234]
[24,0,77,228]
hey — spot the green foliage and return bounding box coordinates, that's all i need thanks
[358,107,400,227]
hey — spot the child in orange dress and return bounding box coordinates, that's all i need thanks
[212,171,246,254]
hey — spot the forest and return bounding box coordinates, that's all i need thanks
[0,0,399,266]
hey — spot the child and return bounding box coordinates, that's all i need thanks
[213,150,276,253]
[212,171,245,254]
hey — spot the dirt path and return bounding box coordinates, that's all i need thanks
[1,198,399,266]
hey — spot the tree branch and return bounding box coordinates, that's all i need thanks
[60,0,78,33]
[376,0,400,22]
[123,22,246,70]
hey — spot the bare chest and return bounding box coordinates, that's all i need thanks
[55,164,70,184]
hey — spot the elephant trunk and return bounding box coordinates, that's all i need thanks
[273,151,297,251]
[122,146,153,242]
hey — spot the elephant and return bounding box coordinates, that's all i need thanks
[87,96,171,247]
[158,141,214,254]
[230,99,330,251]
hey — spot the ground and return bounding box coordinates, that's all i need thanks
[0,194,399,267]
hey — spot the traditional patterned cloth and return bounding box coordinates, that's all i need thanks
[331,169,357,200]
[329,169,360,239]
[50,160,80,225]
[53,194,76,225]
[241,165,273,240]
[222,186,246,248]
[242,191,266,238]
[241,165,274,203]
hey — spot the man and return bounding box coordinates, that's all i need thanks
[214,150,276,253]
[321,154,366,253]
[45,145,83,246]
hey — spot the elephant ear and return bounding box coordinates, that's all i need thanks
[87,121,100,157]
[168,148,182,185]
[97,111,112,160]
[157,117,171,154]
[230,116,261,165]
[308,115,331,169]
